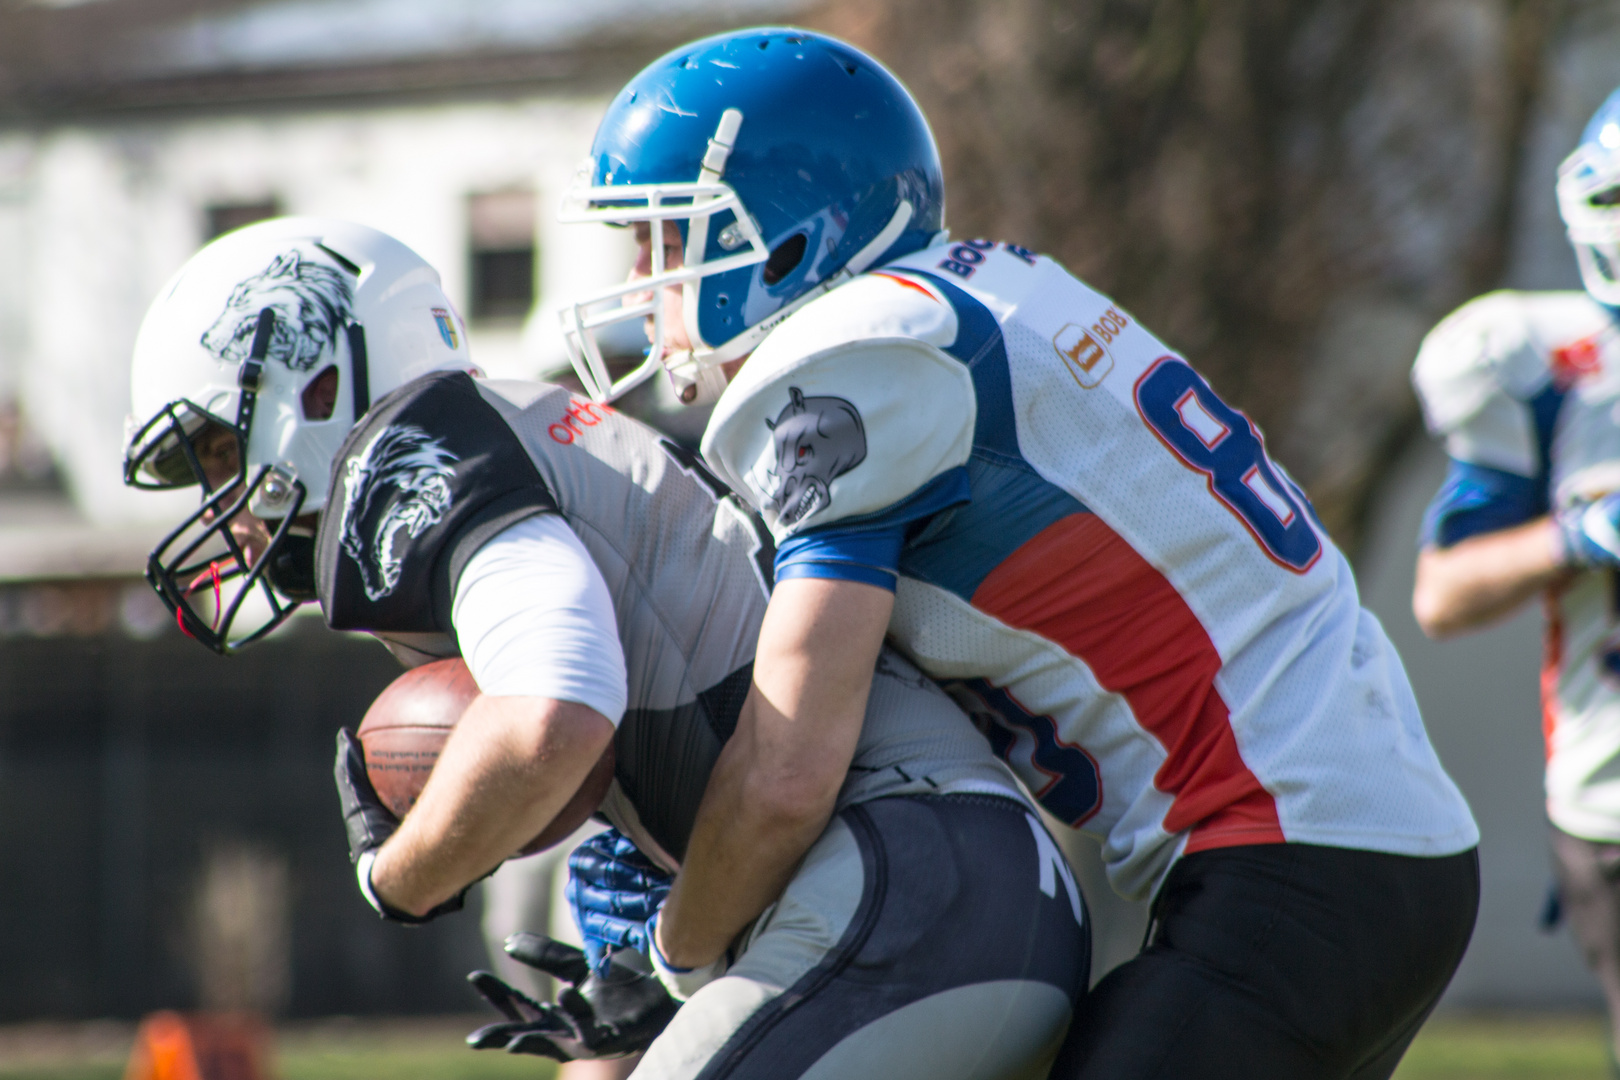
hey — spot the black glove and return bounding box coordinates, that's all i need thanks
[467,931,680,1060]
[336,727,398,862]
[334,727,468,924]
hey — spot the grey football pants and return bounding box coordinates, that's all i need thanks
[633,793,1091,1080]
[1550,823,1620,1050]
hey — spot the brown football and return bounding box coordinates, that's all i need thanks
[356,656,614,856]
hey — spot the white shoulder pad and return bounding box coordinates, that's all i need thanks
[1412,290,1603,433]
[704,274,976,539]
[1412,292,1535,435]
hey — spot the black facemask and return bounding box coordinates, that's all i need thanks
[122,309,314,654]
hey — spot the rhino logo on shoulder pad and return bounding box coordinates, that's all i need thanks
[202,249,353,373]
[339,424,459,601]
[763,387,867,529]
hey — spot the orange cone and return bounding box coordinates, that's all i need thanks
[123,1012,272,1080]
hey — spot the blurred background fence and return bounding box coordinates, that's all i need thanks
[0,0,1614,1019]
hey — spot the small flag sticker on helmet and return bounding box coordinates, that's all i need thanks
[433,309,459,350]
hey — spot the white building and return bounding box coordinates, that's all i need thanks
[0,0,808,1021]
[0,0,797,535]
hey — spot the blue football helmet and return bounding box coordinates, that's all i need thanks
[559,27,946,403]
[1559,86,1620,305]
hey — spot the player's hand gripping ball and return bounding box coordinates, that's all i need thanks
[334,657,616,922]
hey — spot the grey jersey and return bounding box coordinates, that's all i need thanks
[315,372,1023,866]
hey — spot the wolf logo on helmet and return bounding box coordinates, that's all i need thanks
[339,424,459,601]
[762,387,866,528]
[120,218,476,652]
[201,249,353,373]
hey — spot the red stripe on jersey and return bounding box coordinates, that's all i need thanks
[970,512,1284,851]
[1542,589,1565,764]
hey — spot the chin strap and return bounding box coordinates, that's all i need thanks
[683,108,745,277]
[664,354,732,406]
[347,320,371,421]
[233,307,277,439]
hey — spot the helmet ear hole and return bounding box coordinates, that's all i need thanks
[301,365,340,421]
[762,233,808,286]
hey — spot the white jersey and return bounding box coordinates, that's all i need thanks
[706,239,1477,898]
[1414,289,1620,841]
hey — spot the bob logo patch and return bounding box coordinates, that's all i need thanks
[1053,307,1130,389]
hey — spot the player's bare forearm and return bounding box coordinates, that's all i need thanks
[656,577,894,969]
[372,695,613,916]
[1413,517,1570,638]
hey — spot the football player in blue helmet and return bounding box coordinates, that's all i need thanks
[1559,87,1620,307]
[1415,83,1620,1071]
[557,27,945,405]
[565,26,1481,1080]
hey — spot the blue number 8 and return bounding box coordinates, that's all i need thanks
[947,679,1101,827]
[1134,357,1321,573]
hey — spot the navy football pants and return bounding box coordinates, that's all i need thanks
[1055,842,1479,1080]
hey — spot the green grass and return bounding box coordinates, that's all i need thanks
[275,1020,558,1080]
[0,1012,1609,1079]
[0,1017,558,1080]
[1393,1014,1612,1079]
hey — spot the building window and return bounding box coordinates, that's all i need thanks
[205,200,282,241]
[468,189,537,321]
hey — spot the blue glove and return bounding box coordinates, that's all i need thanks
[1557,494,1620,567]
[566,829,673,973]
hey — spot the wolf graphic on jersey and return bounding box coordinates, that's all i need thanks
[763,387,867,528]
[706,239,1477,899]
[201,248,353,373]
[339,424,458,600]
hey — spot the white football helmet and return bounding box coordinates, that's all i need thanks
[1559,87,1620,306]
[123,217,477,652]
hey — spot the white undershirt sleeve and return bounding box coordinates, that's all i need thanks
[450,512,628,726]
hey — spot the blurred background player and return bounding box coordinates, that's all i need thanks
[559,27,1480,1080]
[1413,84,1620,1074]
[120,217,1089,1077]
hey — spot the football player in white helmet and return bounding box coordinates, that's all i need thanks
[563,27,1480,1080]
[123,217,479,652]
[122,218,1090,1079]
[1413,84,1620,1068]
